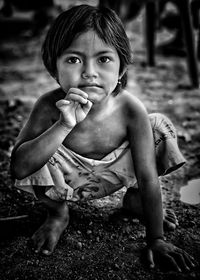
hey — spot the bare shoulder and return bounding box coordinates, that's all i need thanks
[30,87,65,125]
[118,89,148,120]
[14,87,64,147]
[34,87,64,118]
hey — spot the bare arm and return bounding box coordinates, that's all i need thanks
[11,88,92,179]
[126,97,163,243]
[126,94,195,271]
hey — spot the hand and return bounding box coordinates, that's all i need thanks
[56,88,93,128]
[145,239,195,272]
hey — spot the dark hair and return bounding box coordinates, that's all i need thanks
[42,4,132,90]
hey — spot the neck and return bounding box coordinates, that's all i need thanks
[89,95,113,114]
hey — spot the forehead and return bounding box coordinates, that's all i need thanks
[65,30,118,55]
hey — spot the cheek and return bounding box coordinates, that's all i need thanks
[56,61,73,83]
[57,69,81,92]
[111,63,121,81]
[109,69,120,85]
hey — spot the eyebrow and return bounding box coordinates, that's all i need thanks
[62,50,115,56]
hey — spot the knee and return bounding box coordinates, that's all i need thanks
[149,112,174,126]
[150,113,177,140]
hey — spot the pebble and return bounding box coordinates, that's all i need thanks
[114,263,120,270]
[129,236,136,241]
[77,242,83,250]
[124,226,132,234]
[86,230,92,235]
[132,218,139,224]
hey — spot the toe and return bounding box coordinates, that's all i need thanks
[31,233,45,253]
[42,235,59,255]
[42,249,52,255]
[165,221,176,231]
[163,209,178,231]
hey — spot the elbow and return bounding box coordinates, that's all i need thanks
[10,157,29,180]
[10,165,26,180]
[12,171,27,181]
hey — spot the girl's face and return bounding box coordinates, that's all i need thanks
[56,30,122,104]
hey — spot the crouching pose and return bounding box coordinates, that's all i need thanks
[11,4,194,272]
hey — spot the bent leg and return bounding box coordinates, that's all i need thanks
[31,186,70,255]
[122,114,183,231]
[122,187,178,231]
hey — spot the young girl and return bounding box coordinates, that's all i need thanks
[11,4,194,271]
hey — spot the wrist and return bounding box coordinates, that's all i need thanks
[146,236,165,246]
[57,119,74,132]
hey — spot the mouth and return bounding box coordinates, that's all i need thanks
[79,84,102,89]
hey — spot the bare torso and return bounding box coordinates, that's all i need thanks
[47,88,128,159]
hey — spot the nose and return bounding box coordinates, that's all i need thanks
[82,61,97,79]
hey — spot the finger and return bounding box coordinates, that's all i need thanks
[163,254,182,272]
[176,249,196,268]
[68,88,88,99]
[82,99,93,113]
[146,249,155,268]
[56,99,70,108]
[68,93,88,104]
[170,251,190,271]
[75,100,93,122]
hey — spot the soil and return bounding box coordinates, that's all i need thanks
[0,2,200,280]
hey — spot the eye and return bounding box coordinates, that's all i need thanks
[66,57,81,64]
[98,56,111,63]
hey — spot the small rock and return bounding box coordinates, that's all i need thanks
[113,263,120,270]
[125,225,132,234]
[132,218,139,224]
[77,242,82,250]
[86,230,92,235]
[129,236,136,241]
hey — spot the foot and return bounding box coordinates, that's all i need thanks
[31,203,69,255]
[122,188,178,231]
[163,208,179,231]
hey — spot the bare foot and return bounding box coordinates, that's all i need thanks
[163,209,179,231]
[31,203,69,255]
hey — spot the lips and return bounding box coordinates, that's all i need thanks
[79,84,102,88]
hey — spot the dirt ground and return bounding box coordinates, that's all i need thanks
[0,2,200,280]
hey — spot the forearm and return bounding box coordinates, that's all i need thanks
[11,121,73,179]
[139,180,164,244]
